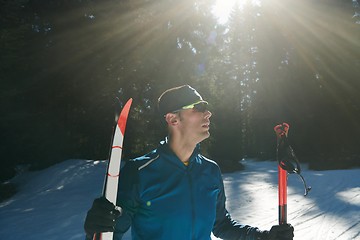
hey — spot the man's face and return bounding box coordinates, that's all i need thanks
[176,106,212,144]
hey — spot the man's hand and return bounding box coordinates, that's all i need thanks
[268,224,294,240]
[255,224,294,240]
[84,197,122,239]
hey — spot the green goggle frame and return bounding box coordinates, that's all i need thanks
[164,100,209,117]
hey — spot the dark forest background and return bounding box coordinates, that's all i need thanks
[1,0,360,182]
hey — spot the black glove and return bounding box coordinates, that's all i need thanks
[268,224,294,240]
[256,224,294,240]
[84,197,122,239]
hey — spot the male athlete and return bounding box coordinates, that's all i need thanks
[84,85,294,240]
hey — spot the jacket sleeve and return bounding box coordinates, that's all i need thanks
[113,160,141,240]
[212,172,260,240]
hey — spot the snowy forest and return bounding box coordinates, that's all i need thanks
[1,0,360,183]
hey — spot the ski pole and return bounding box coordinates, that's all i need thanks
[274,123,311,225]
[275,123,289,224]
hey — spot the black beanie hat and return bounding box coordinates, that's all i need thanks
[158,85,205,122]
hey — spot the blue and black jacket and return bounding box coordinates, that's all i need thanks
[114,140,260,240]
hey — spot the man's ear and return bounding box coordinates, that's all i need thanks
[165,113,179,126]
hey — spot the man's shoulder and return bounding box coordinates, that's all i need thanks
[196,155,223,184]
[128,148,161,170]
[131,149,159,161]
[197,154,222,175]
[198,154,219,167]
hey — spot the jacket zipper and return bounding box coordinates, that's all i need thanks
[187,168,195,240]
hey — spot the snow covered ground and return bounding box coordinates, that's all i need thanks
[0,158,359,240]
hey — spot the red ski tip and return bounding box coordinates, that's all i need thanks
[118,98,133,135]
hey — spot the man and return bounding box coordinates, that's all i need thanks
[84,85,294,240]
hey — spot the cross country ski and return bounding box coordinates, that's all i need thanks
[93,98,132,240]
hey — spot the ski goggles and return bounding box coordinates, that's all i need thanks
[172,100,209,114]
[164,100,209,117]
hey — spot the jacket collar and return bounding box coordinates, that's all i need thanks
[158,138,200,169]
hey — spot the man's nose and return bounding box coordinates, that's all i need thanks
[204,110,212,118]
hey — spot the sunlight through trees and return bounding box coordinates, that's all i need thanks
[1,0,359,177]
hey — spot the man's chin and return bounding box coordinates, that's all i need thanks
[200,131,210,142]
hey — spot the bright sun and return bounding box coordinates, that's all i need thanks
[212,0,241,24]
[212,0,260,24]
